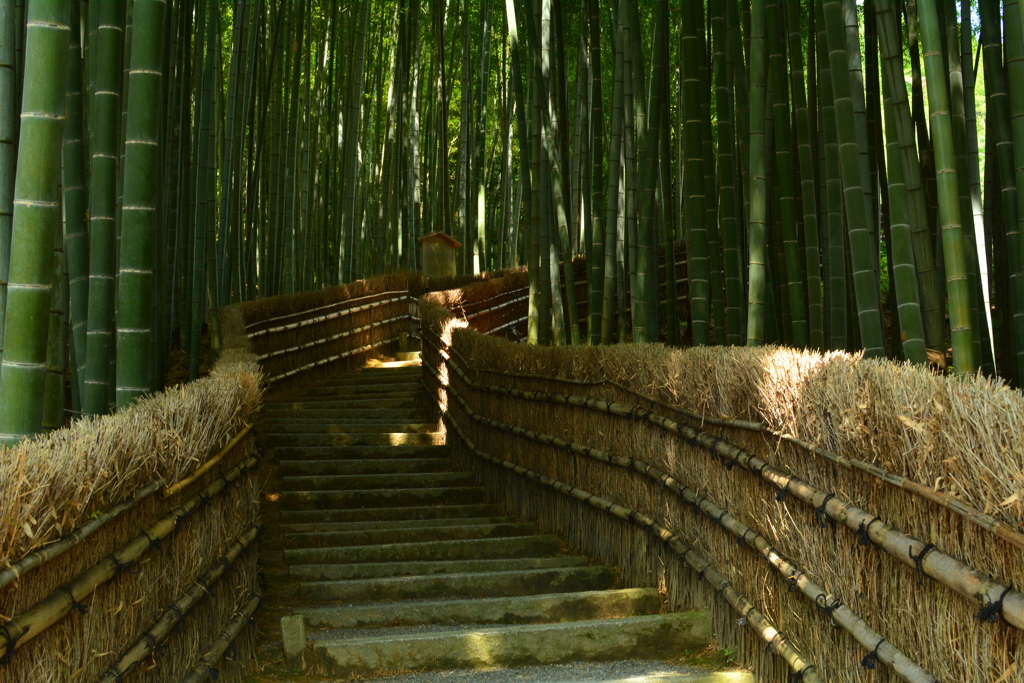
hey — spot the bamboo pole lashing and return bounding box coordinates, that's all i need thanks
[97,526,261,683]
[442,340,1024,551]
[179,592,262,683]
[421,330,1024,631]
[244,289,411,333]
[163,422,254,498]
[248,293,411,338]
[436,393,821,683]
[0,455,260,661]
[424,355,938,683]
[0,482,162,591]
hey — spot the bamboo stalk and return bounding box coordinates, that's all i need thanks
[162,423,254,498]
[429,358,936,683]
[0,482,162,590]
[97,526,261,683]
[180,592,263,683]
[0,455,260,660]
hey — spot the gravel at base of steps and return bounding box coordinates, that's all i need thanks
[303,660,748,683]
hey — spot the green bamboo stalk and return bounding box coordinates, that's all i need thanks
[682,0,709,346]
[83,0,125,415]
[979,0,1024,380]
[63,0,87,403]
[41,213,67,429]
[917,0,975,373]
[880,44,928,364]
[601,17,624,345]
[0,0,14,374]
[0,0,71,444]
[767,0,807,348]
[875,0,944,354]
[712,0,743,345]
[115,0,165,407]
[822,0,886,357]
[586,0,604,345]
[786,0,823,349]
[746,0,768,345]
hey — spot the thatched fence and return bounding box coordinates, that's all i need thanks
[419,272,1024,683]
[0,308,263,683]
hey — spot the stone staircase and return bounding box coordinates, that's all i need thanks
[257,356,736,682]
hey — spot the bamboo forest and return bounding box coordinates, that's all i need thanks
[0,0,1020,443]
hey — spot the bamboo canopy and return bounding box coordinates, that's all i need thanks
[0,0,1018,436]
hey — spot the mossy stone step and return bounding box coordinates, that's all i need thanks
[263,407,424,420]
[279,516,512,534]
[263,421,434,435]
[270,444,449,461]
[281,485,485,511]
[264,431,441,447]
[299,588,662,629]
[264,394,420,408]
[288,556,588,583]
[301,565,615,603]
[313,612,712,678]
[279,471,473,492]
[279,503,499,525]
[278,457,453,477]
[282,522,536,550]
[284,534,562,565]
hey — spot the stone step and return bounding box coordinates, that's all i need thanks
[279,516,513,534]
[280,503,500,525]
[278,458,454,477]
[313,612,711,678]
[281,486,486,511]
[305,380,420,395]
[299,588,662,629]
[262,407,424,421]
[288,556,588,583]
[300,565,616,603]
[284,534,562,566]
[279,471,473,492]
[283,522,536,550]
[262,421,434,435]
[264,395,420,408]
[264,431,440,448]
[271,444,449,461]
[318,373,420,386]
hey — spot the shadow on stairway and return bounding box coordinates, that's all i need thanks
[249,354,750,683]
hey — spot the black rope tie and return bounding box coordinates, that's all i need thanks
[857,517,881,546]
[142,633,169,658]
[209,666,220,680]
[775,481,791,502]
[790,665,814,682]
[58,585,89,614]
[976,585,1013,624]
[908,543,937,585]
[861,637,885,669]
[141,529,162,551]
[198,493,212,508]
[752,459,769,476]
[724,448,742,471]
[167,604,185,628]
[696,566,707,581]
[714,581,732,602]
[715,509,729,524]
[226,642,239,661]
[106,554,142,578]
[787,576,798,593]
[685,435,699,448]
[814,493,836,528]
[0,624,22,664]
[220,556,236,574]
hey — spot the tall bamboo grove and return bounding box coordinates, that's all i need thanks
[0,0,1020,443]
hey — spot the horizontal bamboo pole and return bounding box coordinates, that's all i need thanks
[0,455,260,660]
[471,358,1024,550]
[425,358,936,683]
[466,294,529,319]
[245,289,410,334]
[180,592,262,683]
[422,331,1024,632]
[267,338,396,384]
[0,482,162,591]
[258,314,412,362]
[439,401,821,683]
[249,295,411,339]
[163,423,253,498]
[97,526,261,683]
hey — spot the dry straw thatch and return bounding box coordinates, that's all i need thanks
[0,304,264,683]
[419,275,1024,683]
